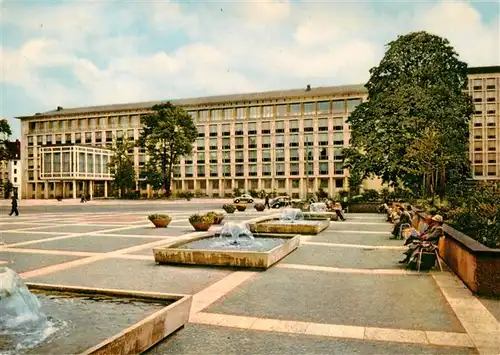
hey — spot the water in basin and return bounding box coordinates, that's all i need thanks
[0,267,169,355]
[181,222,287,251]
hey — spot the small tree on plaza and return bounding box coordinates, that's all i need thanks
[137,102,197,197]
[345,31,474,198]
[109,138,136,198]
[0,119,12,162]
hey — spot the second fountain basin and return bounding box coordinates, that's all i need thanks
[248,218,330,235]
[153,233,300,269]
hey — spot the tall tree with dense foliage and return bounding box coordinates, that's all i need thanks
[0,119,13,162]
[345,31,473,197]
[109,139,136,198]
[138,102,197,196]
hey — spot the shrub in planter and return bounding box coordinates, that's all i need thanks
[56,196,63,201]
[223,204,236,214]
[189,213,214,231]
[206,211,224,224]
[148,214,172,228]
[234,203,247,212]
[254,203,266,212]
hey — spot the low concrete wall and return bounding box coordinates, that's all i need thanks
[347,202,381,213]
[414,211,500,296]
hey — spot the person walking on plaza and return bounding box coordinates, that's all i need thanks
[9,195,19,216]
[265,194,270,209]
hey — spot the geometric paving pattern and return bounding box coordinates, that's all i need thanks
[0,203,498,354]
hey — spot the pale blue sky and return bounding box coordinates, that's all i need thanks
[1,0,499,138]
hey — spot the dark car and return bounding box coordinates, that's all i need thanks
[270,196,291,208]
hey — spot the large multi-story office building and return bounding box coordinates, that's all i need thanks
[15,66,500,200]
[16,84,368,199]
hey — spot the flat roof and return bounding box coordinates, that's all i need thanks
[16,83,366,119]
[467,66,500,75]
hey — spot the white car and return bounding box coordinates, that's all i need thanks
[233,194,254,203]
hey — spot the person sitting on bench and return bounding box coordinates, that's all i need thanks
[390,206,411,239]
[333,202,346,221]
[399,215,444,264]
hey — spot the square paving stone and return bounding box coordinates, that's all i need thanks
[206,268,464,332]
[281,244,405,269]
[12,235,161,253]
[105,226,197,237]
[28,258,232,294]
[309,230,403,247]
[329,222,393,232]
[0,251,84,273]
[479,296,500,322]
[0,232,69,245]
[17,224,121,234]
[146,324,476,355]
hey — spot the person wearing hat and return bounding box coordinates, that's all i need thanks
[399,214,444,264]
[420,215,444,243]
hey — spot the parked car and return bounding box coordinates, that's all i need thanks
[233,194,254,203]
[270,196,291,208]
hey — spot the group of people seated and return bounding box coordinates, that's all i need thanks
[382,202,445,270]
[325,200,346,221]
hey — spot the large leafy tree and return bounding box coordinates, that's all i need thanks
[138,102,197,196]
[346,31,473,197]
[109,139,136,198]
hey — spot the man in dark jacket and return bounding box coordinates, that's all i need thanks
[264,194,270,209]
[9,196,19,216]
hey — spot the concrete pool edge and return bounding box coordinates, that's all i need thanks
[26,283,192,355]
[153,232,301,269]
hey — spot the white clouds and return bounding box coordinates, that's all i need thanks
[1,0,499,130]
[415,2,500,66]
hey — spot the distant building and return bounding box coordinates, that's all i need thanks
[0,140,22,198]
[14,66,500,199]
[467,66,500,180]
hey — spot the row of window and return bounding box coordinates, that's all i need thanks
[42,152,110,175]
[27,131,136,146]
[28,116,140,134]
[195,133,345,150]
[469,77,497,91]
[191,99,362,121]
[183,148,342,163]
[173,162,345,178]
[198,118,345,136]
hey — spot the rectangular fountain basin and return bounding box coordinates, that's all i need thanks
[247,218,330,235]
[303,212,338,221]
[153,233,300,269]
[18,284,192,355]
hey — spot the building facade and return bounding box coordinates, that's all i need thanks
[15,66,500,199]
[17,84,368,199]
[467,66,500,180]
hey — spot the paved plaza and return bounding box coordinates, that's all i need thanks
[0,200,499,354]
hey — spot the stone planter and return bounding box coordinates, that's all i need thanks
[224,209,235,214]
[190,222,212,231]
[254,205,265,212]
[415,211,500,296]
[213,215,225,224]
[150,219,171,228]
[234,204,247,212]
